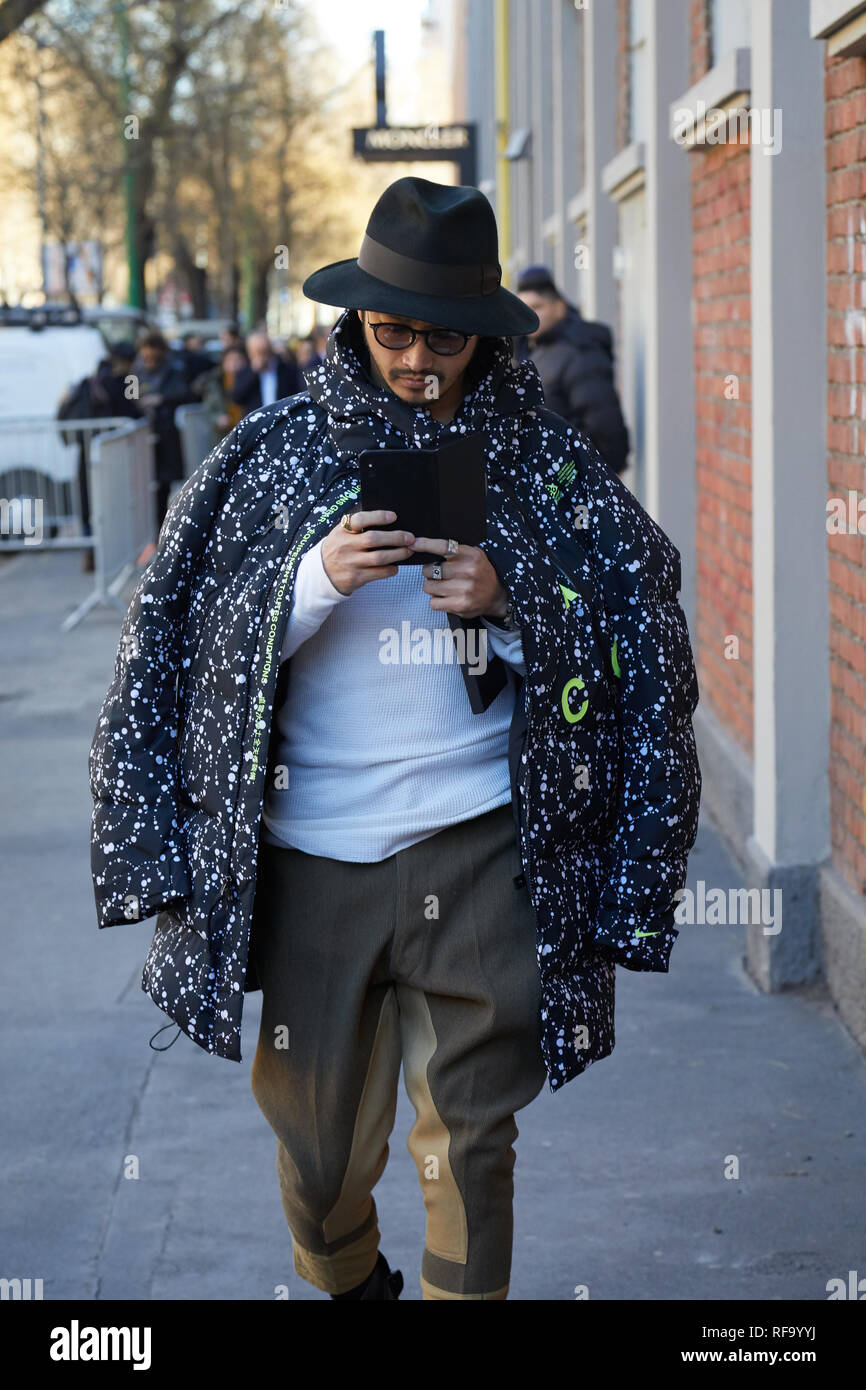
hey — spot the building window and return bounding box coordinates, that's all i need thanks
[628,0,649,144]
[709,0,751,66]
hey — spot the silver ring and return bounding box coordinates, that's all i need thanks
[432,563,443,580]
[446,538,459,555]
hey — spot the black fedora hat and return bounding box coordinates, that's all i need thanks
[302,176,540,338]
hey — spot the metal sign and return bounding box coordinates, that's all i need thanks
[353,123,477,186]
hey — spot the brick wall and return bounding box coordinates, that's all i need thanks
[825,48,866,897]
[690,0,711,85]
[689,6,754,758]
[616,0,630,152]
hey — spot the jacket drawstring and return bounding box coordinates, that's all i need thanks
[149,1022,182,1052]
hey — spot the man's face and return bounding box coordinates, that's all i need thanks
[360,309,477,407]
[184,334,203,353]
[247,334,272,371]
[518,290,566,339]
[139,345,165,372]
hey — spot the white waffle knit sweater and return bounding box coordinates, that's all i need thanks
[261,537,525,861]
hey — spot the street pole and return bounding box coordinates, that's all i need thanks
[33,56,48,297]
[114,0,143,309]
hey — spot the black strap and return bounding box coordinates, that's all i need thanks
[447,612,508,713]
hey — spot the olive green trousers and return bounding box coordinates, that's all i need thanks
[249,801,547,1300]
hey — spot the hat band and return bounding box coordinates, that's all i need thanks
[357,234,502,298]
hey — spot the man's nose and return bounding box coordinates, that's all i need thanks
[400,339,436,371]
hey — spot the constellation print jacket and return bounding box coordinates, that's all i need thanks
[89,308,701,1093]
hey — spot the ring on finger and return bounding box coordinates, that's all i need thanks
[431,562,443,581]
[340,513,360,533]
[446,538,459,555]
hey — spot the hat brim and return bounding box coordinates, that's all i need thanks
[302,258,540,337]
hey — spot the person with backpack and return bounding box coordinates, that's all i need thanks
[89,177,701,1300]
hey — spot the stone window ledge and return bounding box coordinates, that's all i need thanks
[668,47,751,150]
[567,189,588,224]
[811,0,866,56]
[601,143,646,203]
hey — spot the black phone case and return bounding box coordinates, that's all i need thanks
[358,432,487,565]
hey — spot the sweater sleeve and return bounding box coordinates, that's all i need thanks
[480,616,525,675]
[279,536,350,661]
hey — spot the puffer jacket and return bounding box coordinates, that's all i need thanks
[515,305,630,474]
[89,307,701,1092]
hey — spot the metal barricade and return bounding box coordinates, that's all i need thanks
[60,419,155,630]
[0,415,136,546]
[176,402,217,480]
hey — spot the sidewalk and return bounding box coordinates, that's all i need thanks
[1,549,864,1301]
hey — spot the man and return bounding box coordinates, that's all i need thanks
[176,332,214,395]
[132,330,195,529]
[231,330,303,415]
[89,177,701,1301]
[515,265,630,476]
[59,339,141,571]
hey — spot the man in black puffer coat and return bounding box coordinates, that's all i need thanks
[89,178,700,1302]
[514,265,630,476]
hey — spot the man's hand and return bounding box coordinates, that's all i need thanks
[320,509,416,596]
[415,537,509,620]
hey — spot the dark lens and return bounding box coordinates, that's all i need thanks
[375,324,413,348]
[428,331,467,355]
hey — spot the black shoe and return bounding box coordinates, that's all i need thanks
[330,1252,404,1300]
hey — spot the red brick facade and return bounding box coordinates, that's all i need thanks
[691,139,753,756]
[689,0,711,85]
[825,48,866,896]
[688,19,754,757]
[616,0,631,152]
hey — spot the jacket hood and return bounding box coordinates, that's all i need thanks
[305,308,545,462]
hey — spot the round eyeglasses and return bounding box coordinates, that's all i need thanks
[368,320,471,357]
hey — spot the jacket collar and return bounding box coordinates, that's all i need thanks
[305,309,544,479]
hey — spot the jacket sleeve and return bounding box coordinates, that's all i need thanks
[565,440,701,971]
[559,343,630,475]
[88,414,255,928]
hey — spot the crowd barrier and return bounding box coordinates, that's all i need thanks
[0,416,155,630]
[175,403,217,479]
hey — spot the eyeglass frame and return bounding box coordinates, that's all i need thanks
[364,315,474,357]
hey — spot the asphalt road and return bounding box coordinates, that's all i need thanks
[2,550,864,1301]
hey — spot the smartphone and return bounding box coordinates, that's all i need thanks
[358,432,487,565]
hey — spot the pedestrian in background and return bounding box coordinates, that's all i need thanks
[219,322,244,353]
[515,265,630,477]
[293,336,318,371]
[133,331,195,530]
[58,339,141,571]
[200,345,249,438]
[231,331,303,416]
[176,332,214,397]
